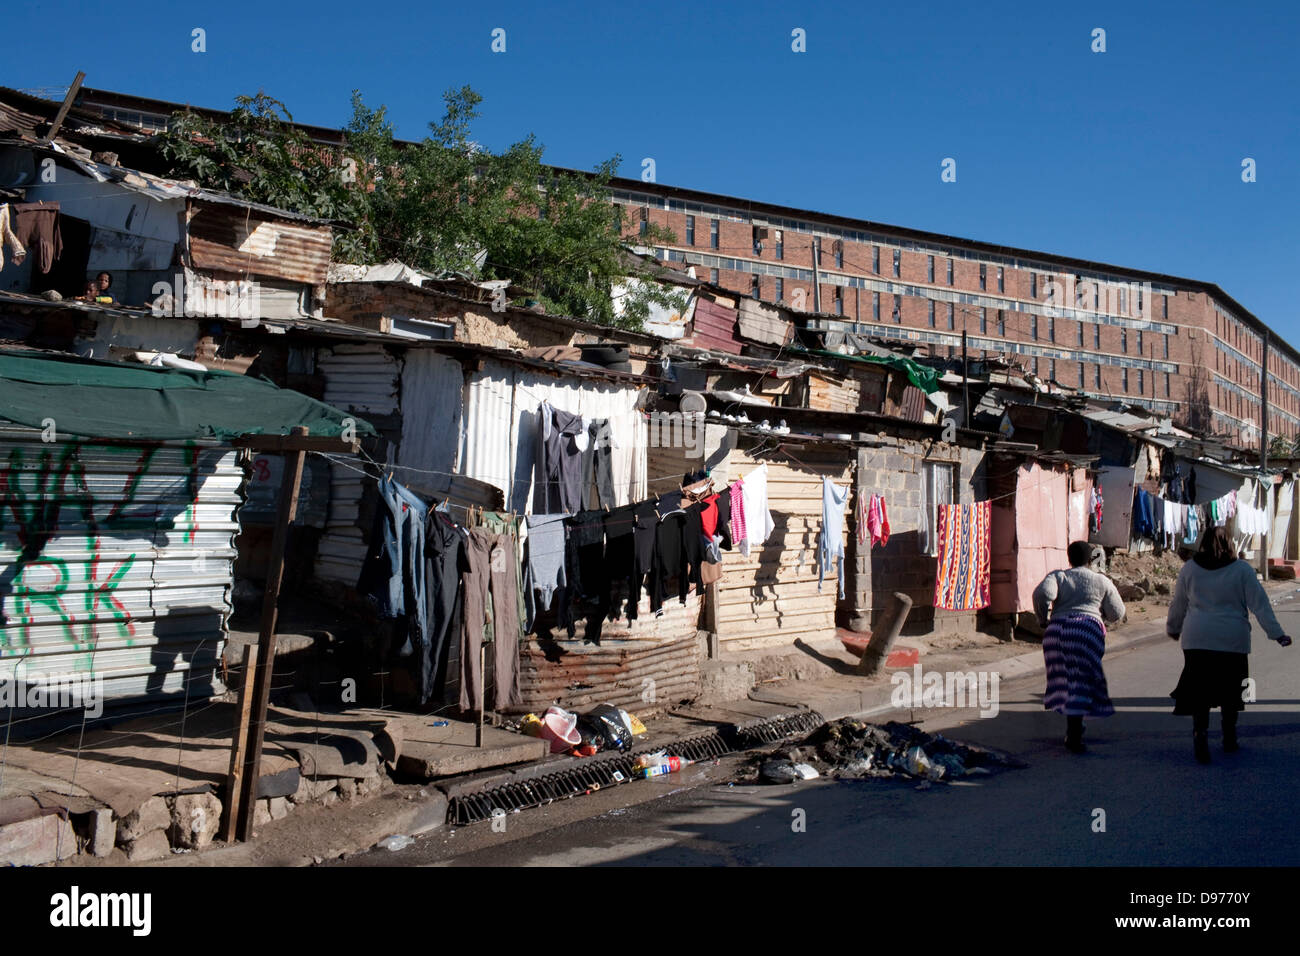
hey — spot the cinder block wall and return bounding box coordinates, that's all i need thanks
[845,439,987,636]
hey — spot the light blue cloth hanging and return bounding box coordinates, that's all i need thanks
[818,477,850,599]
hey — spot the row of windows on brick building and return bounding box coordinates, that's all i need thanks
[669,214,1177,317]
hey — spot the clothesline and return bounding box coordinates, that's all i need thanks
[315,448,692,488]
[313,449,763,537]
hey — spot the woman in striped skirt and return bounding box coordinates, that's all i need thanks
[1033,541,1127,753]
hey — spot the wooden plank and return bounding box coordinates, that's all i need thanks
[220,643,258,843]
[234,426,308,841]
[40,71,85,145]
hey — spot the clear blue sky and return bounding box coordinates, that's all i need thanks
[6,1,1297,340]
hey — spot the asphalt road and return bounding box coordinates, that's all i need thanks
[346,595,1300,867]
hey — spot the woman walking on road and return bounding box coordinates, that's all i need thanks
[1167,526,1292,764]
[1033,541,1127,753]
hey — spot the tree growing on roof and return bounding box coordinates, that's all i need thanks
[156,93,371,260]
[155,87,686,331]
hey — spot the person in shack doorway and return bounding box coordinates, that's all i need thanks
[1166,526,1292,764]
[78,271,113,303]
[1033,540,1126,753]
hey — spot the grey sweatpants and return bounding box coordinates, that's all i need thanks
[459,529,522,712]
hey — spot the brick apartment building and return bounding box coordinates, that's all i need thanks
[75,86,1299,449]
[609,179,1297,450]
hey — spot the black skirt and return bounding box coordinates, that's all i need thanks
[1170,649,1249,714]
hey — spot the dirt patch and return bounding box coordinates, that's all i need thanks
[1107,549,1185,597]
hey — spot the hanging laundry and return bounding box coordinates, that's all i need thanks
[713,488,734,550]
[459,528,522,712]
[8,201,62,273]
[728,479,748,548]
[818,478,850,599]
[358,476,429,654]
[582,418,617,510]
[1237,501,1269,537]
[533,401,586,514]
[738,463,774,556]
[423,509,466,705]
[855,488,869,546]
[698,492,720,538]
[1132,489,1154,539]
[1183,503,1200,546]
[866,494,891,548]
[933,500,992,611]
[0,203,26,269]
[566,509,610,643]
[1212,494,1230,528]
[603,503,639,623]
[628,498,659,620]
[523,513,567,631]
[652,496,703,612]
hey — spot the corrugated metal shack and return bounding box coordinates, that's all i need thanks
[0,349,365,712]
[0,426,239,703]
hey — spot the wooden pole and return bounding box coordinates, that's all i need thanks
[476,644,486,747]
[962,329,970,429]
[220,644,258,843]
[234,426,308,840]
[1260,332,1270,580]
[39,71,86,145]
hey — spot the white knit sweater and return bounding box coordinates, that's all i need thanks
[1166,559,1286,654]
[1033,567,1126,627]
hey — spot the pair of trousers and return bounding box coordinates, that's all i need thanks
[582,418,616,510]
[459,529,522,711]
[423,512,465,705]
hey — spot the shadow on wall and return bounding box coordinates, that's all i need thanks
[2,605,228,742]
[870,529,938,633]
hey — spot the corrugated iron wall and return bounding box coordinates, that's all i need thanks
[515,630,701,715]
[397,350,463,496]
[461,360,647,514]
[459,361,518,508]
[186,201,332,286]
[314,344,401,583]
[0,428,240,702]
[689,298,743,355]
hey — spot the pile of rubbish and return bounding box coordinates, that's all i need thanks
[755,719,1025,785]
[517,704,649,758]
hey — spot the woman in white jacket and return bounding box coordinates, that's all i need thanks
[1167,527,1292,763]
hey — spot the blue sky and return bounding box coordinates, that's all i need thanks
[6,1,1297,340]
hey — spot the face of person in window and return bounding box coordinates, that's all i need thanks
[97,273,112,292]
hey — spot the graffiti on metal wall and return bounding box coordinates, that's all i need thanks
[0,441,202,661]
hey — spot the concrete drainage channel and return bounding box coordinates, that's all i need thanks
[446,709,827,825]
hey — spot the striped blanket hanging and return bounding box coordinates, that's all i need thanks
[933,500,991,610]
